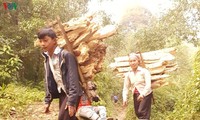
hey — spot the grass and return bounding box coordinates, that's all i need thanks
[0,83,44,119]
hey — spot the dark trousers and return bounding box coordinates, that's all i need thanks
[58,91,80,120]
[133,92,153,120]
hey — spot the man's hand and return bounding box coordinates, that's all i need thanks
[123,101,128,107]
[44,103,50,113]
[137,95,144,102]
[65,105,76,117]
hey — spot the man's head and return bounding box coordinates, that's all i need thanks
[128,53,140,70]
[37,28,57,52]
[37,28,57,39]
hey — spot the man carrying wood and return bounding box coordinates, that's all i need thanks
[122,53,153,120]
[37,28,83,120]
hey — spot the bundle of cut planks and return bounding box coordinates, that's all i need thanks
[36,15,117,81]
[109,48,177,89]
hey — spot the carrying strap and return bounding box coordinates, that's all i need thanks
[60,50,91,101]
[60,50,83,86]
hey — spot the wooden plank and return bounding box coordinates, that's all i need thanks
[151,74,170,81]
[57,16,90,99]
[148,65,166,75]
[143,60,161,64]
[72,24,98,48]
[66,27,87,42]
[143,61,167,69]
[160,53,175,61]
[76,42,90,64]
[88,25,116,40]
[113,48,176,62]
[164,65,178,73]
[116,65,166,75]
[109,62,130,68]
[110,61,167,70]
[166,63,177,67]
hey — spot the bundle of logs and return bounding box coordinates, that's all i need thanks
[109,48,178,89]
[36,15,116,81]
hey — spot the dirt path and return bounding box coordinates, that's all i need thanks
[8,101,126,120]
[7,101,59,120]
[112,103,127,120]
[24,101,59,120]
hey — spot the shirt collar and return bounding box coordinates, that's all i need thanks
[129,66,142,72]
[44,46,61,56]
[137,66,143,71]
[53,46,61,55]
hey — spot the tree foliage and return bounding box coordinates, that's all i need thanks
[166,49,200,120]
[0,0,89,84]
[0,37,22,85]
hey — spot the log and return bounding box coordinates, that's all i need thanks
[66,27,87,42]
[57,16,91,98]
[49,15,116,82]
[75,42,90,64]
[72,24,98,48]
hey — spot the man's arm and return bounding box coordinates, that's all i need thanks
[44,89,52,113]
[64,52,81,106]
[122,72,130,106]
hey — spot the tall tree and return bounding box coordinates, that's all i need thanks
[0,0,89,84]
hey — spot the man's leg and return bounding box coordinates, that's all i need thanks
[78,106,99,120]
[58,91,77,120]
[94,106,106,119]
[133,93,140,118]
[137,92,153,120]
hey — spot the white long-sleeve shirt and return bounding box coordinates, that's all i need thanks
[46,47,66,93]
[122,66,152,102]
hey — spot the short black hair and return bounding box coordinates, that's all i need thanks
[37,28,57,39]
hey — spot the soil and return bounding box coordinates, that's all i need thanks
[5,101,126,120]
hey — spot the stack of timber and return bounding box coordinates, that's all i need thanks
[109,48,178,89]
[36,15,116,81]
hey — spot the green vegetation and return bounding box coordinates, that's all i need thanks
[166,49,200,120]
[0,37,22,85]
[0,0,200,119]
[0,83,44,119]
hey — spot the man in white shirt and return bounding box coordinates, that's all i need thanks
[37,28,83,120]
[122,53,153,120]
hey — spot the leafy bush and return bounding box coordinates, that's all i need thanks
[0,37,22,85]
[166,49,200,120]
[93,68,123,117]
[0,83,44,119]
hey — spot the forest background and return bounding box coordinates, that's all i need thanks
[0,0,200,120]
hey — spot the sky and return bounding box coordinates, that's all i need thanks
[87,0,173,24]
